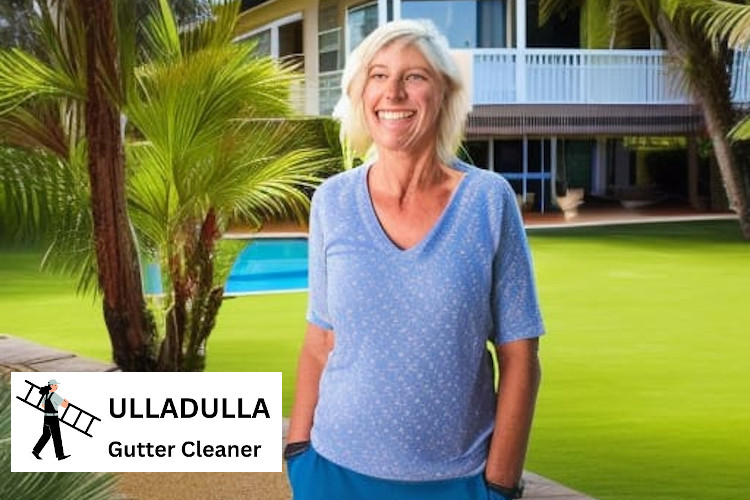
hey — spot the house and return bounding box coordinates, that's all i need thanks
[234,0,750,212]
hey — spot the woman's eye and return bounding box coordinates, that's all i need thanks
[370,73,387,80]
[406,74,427,81]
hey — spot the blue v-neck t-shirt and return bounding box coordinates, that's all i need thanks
[306,160,545,482]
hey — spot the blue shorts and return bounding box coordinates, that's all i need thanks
[286,443,508,500]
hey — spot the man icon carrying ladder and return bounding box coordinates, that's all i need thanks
[31,379,71,460]
[16,378,102,445]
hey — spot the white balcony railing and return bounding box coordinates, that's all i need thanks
[318,48,750,112]
[472,49,688,105]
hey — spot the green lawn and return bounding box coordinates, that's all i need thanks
[1,220,748,500]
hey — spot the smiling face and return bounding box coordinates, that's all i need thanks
[362,40,445,156]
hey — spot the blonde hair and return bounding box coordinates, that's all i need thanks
[333,19,470,165]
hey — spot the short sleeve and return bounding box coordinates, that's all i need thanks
[491,184,545,344]
[50,392,63,409]
[306,191,334,330]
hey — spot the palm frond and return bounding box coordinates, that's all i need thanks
[142,0,183,63]
[181,0,241,54]
[0,143,97,295]
[225,147,325,226]
[0,48,82,114]
[34,0,87,92]
[0,103,69,158]
[115,0,139,105]
[608,0,653,48]
[126,118,330,250]
[125,141,175,251]
[670,0,750,48]
[126,43,294,176]
[0,146,70,240]
[538,0,583,26]
[213,238,246,287]
[729,114,750,139]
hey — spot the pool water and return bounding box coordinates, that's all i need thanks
[224,237,308,295]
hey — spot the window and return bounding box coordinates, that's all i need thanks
[347,2,378,53]
[237,14,303,69]
[400,0,506,48]
[244,29,271,57]
[319,28,341,72]
[279,20,304,70]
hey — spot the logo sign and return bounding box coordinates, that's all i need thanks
[10,372,282,472]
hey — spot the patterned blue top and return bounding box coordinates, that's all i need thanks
[306,160,545,481]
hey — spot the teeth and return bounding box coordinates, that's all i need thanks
[378,111,415,121]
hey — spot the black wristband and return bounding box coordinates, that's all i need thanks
[487,478,525,499]
[283,440,311,459]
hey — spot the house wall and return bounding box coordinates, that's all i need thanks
[236,0,321,114]
[237,0,311,35]
[233,0,706,211]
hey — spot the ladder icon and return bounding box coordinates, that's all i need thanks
[16,379,101,438]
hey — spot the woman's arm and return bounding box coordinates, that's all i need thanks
[286,322,335,443]
[485,337,541,488]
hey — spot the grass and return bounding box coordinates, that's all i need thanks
[1,220,748,500]
[525,221,750,500]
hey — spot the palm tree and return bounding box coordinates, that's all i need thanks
[0,0,156,370]
[84,0,159,370]
[126,0,335,370]
[0,0,338,370]
[667,1,750,140]
[540,0,750,239]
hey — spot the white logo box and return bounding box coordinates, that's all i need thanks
[11,372,282,472]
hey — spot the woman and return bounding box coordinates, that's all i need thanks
[286,20,544,500]
[32,379,71,460]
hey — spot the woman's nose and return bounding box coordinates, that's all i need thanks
[385,77,405,101]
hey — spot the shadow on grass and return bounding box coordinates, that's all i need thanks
[528,220,747,247]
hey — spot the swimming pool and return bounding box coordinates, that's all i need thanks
[224,236,308,296]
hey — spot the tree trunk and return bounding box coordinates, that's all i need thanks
[158,211,225,372]
[183,209,223,371]
[700,98,750,238]
[81,0,156,369]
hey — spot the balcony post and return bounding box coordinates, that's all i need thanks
[378,0,388,26]
[515,0,526,102]
[687,135,702,210]
[550,136,557,205]
[592,138,608,196]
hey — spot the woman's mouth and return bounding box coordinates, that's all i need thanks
[377,110,416,121]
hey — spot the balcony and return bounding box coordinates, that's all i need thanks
[472,49,687,104]
[317,48,750,113]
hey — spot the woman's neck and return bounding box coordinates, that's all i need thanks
[372,147,450,200]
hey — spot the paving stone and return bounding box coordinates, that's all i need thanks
[523,471,595,498]
[29,355,117,372]
[0,335,75,364]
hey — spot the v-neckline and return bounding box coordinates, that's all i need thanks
[359,161,471,256]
